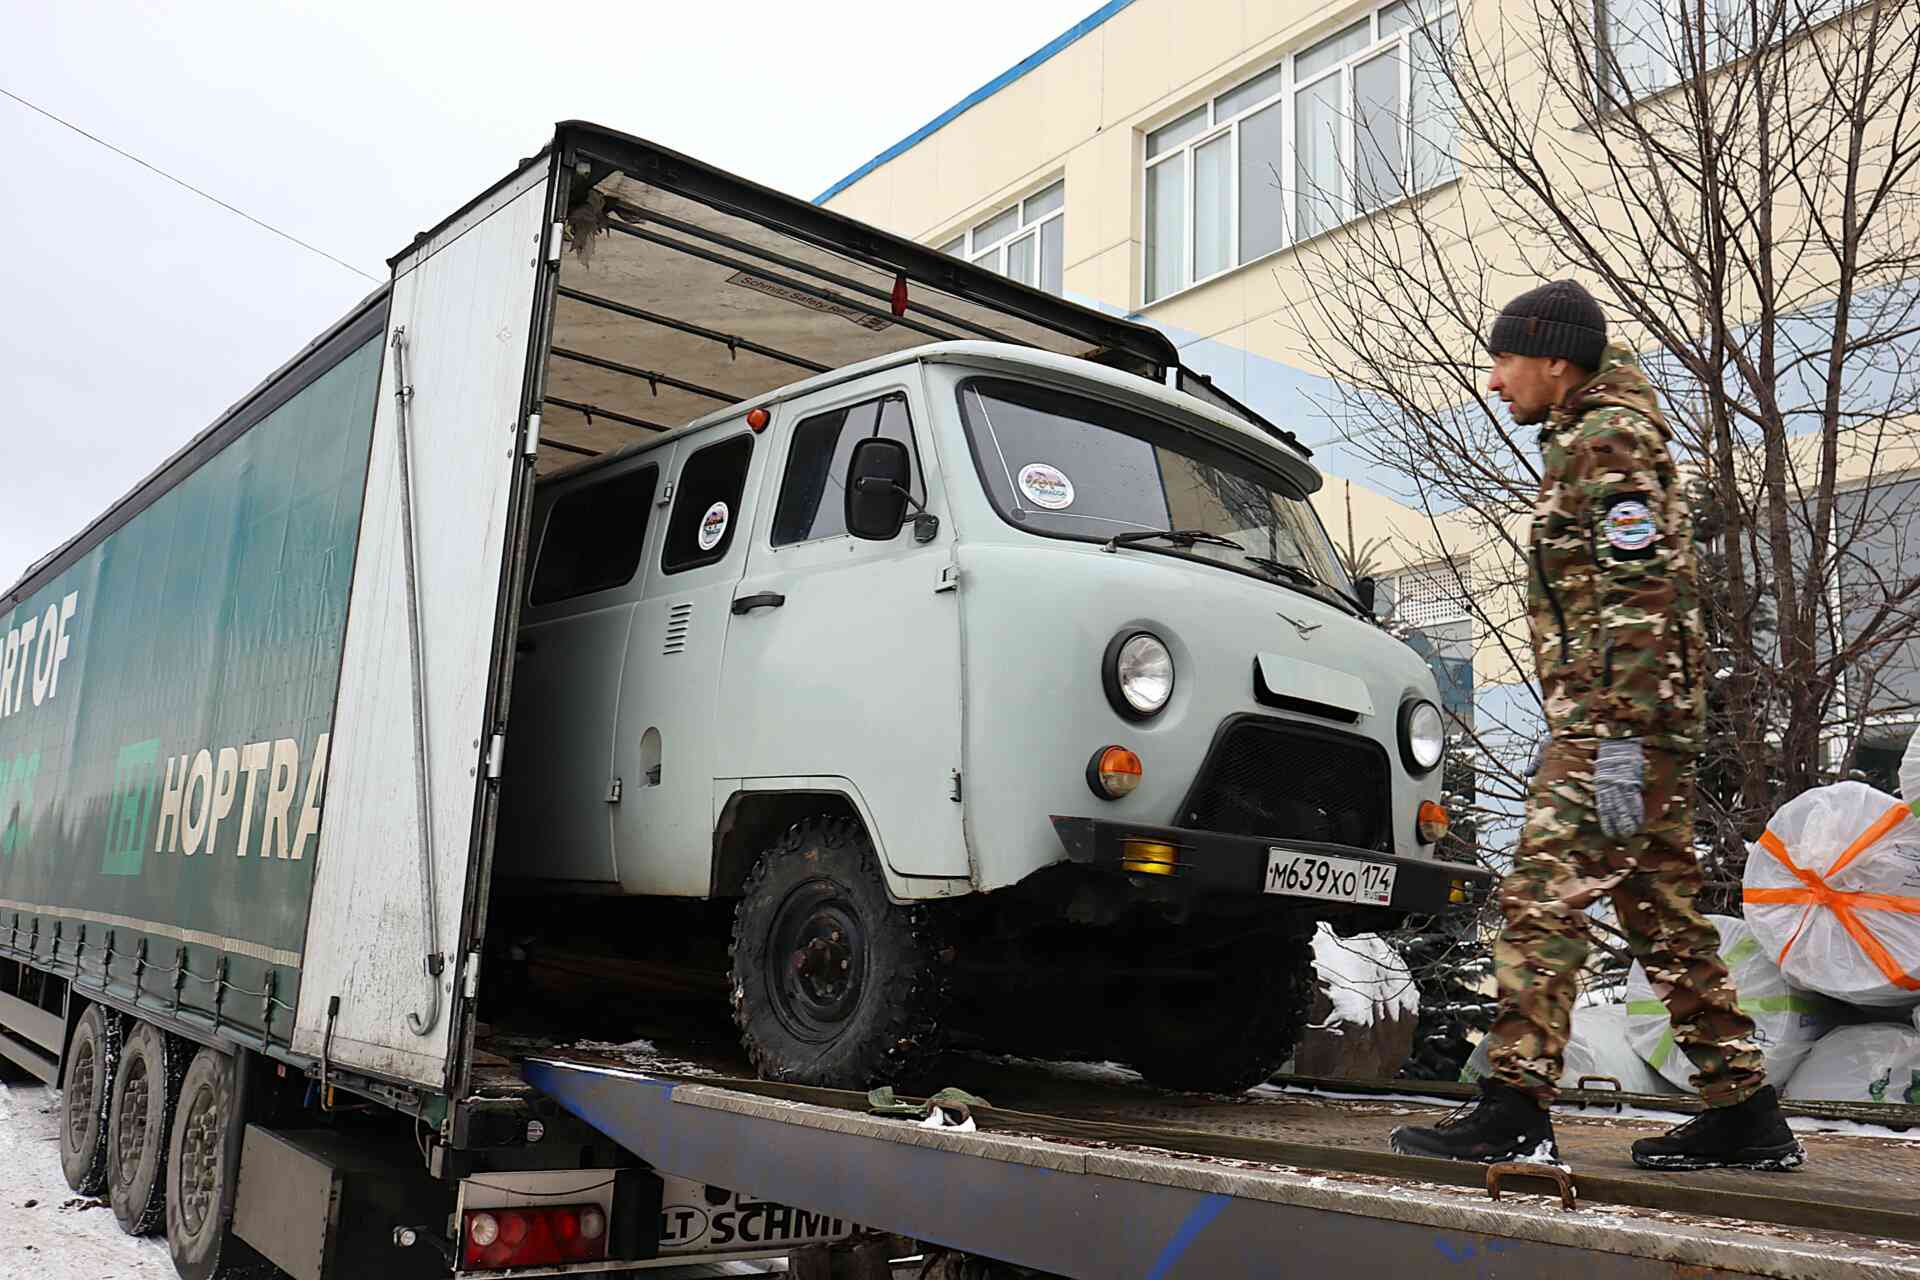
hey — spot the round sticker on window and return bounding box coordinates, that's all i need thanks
[1017,462,1075,510]
[698,501,730,551]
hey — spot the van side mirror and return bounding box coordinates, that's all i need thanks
[845,437,913,541]
[1355,576,1378,617]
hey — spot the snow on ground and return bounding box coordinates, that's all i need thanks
[1309,924,1419,1026]
[0,1073,178,1279]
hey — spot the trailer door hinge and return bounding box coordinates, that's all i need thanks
[950,770,963,802]
[606,777,623,804]
[524,412,542,457]
[462,950,482,1000]
[486,734,506,780]
[547,221,565,264]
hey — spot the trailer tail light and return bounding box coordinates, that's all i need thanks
[461,1205,609,1270]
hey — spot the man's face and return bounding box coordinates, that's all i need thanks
[1487,352,1566,426]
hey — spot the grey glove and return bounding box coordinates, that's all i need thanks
[1593,738,1646,840]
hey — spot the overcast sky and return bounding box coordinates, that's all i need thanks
[1,0,1101,586]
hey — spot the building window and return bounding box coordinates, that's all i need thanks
[938,180,1065,295]
[1142,0,1459,303]
[1386,560,1474,720]
[1595,0,1851,98]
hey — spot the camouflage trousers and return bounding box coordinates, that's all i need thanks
[1484,738,1766,1106]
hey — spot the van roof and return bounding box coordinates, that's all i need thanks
[549,340,1324,495]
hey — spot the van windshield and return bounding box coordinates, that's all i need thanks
[956,377,1354,605]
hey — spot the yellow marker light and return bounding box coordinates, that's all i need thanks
[1120,839,1179,876]
[1418,800,1450,845]
[1449,878,1470,905]
[1087,745,1144,799]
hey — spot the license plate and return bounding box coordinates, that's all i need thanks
[1264,848,1395,906]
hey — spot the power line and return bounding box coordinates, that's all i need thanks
[1,85,381,283]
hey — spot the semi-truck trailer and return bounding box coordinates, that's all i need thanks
[0,121,1487,1278]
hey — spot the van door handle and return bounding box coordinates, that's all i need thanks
[731,592,786,615]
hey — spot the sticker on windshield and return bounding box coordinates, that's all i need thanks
[698,501,730,551]
[1017,463,1075,510]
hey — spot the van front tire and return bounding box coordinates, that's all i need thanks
[730,816,948,1088]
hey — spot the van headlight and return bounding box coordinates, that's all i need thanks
[1400,699,1445,773]
[1104,631,1173,720]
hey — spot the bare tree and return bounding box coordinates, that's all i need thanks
[1283,0,1920,889]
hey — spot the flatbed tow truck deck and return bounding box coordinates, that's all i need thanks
[494,1043,1920,1279]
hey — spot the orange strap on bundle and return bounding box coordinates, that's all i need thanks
[1743,800,1920,992]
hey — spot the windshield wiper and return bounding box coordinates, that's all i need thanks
[1244,555,1368,616]
[1103,528,1245,553]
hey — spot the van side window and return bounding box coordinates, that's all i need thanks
[772,393,921,546]
[529,464,658,605]
[662,434,753,574]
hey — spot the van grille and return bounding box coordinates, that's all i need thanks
[1178,718,1393,852]
[663,602,693,655]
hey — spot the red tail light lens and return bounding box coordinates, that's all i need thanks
[462,1204,609,1270]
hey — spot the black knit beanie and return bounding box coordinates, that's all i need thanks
[1487,280,1607,371]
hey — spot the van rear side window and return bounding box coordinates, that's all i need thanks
[663,434,753,573]
[529,465,658,605]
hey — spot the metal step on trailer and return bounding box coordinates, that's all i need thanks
[522,1054,1920,1280]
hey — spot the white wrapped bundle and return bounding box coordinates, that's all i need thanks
[1743,781,1920,1008]
[1461,1004,1677,1094]
[1623,914,1835,1092]
[1783,1023,1920,1104]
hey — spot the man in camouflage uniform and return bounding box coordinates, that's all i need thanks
[1391,280,1803,1172]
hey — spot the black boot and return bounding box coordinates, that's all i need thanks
[1390,1081,1562,1165]
[1630,1085,1804,1171]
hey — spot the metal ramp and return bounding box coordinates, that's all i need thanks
[523,1056,1920,1279]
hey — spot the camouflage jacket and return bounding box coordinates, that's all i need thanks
[1529,343,1705,752]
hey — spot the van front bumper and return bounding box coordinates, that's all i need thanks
[1047,816,1493,916]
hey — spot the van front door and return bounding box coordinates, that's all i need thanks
[717,376,968,882]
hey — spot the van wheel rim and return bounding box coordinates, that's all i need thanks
[178,1084,220,1234]
[115,1055,150,1185]
[766,881,863,1043]
[67,1040,96,1147]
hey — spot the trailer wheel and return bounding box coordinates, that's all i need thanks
[730,816,948,1087]
[60,1003,121,1195]
[108,1021,185,1235]
[1127,920,1318,1094]
[166,1047,267,1280]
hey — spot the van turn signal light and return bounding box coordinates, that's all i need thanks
[747,407,770,432]
[1418,800,1450,845]
[1087,746,1143,799]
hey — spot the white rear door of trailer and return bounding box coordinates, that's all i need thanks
[291,160,551,1087]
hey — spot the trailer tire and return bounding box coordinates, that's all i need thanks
[109,1020,185,1235]
[166,1047,268,1280]
[60,1003,121,1195]
[730,816,948,1088]
[1127,920,1318,1094]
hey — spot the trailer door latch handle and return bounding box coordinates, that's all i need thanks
[731,592,786,614]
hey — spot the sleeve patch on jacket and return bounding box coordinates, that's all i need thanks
[1603,497,1659,556]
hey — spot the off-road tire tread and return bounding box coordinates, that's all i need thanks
[109,1021,186,1236]
[1128,919,1319,1094]
[729,815,949,1088]
[60,1003,122,1195]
